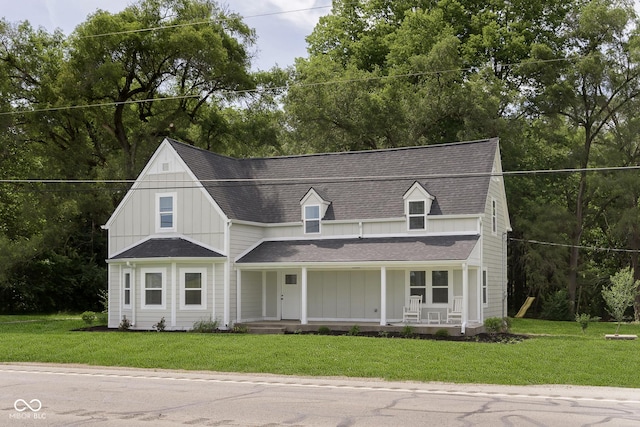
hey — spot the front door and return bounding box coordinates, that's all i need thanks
[281,272,300,320]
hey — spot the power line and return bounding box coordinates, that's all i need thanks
[1,164,639,185]
[0,57,575,117]
[510,238,640,254]
[78,5,333,39]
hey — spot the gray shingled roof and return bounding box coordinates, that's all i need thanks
[112,238,224,259]
[237,236,479,264]
[168,138,498,223]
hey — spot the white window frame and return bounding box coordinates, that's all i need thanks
[431,270,450,305]
[409,270,427,303]
[123,269,132,308]
[180,267,207,310]
[482,268,488,307]
[407,200,427,231]
[141,268,166,309]
[491,198,497,235]
[304,204,321,234]
[156,192,177,233]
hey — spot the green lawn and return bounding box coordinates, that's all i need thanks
[0,315,639,387]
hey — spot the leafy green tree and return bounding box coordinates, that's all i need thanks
[602,267,639,333]
[522,0,640,314]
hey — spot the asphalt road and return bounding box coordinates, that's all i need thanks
[1,363,639,426]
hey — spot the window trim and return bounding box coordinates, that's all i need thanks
[179,267,207,310]
[123,269,132,308]
[482,268,488,307]
[156,192,177,233]
[407,200,427,231]
[141,268,166,309]
[304,204,321,234]
[431,270,450,305]
[409,270,427,303]
[491,198,497,235]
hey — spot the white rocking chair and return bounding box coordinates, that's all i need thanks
[403,295,422,323]
[447,296,463,323]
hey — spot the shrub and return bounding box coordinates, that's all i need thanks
[153,317,166,332]
[435,328,449,338]
[484,317,511,335]
[81,311,96,325]
[191,318,219,333]
[575,313,600,333]
[401,324,415,338]
[541,289,572,321]
[347,324,360,336]
[232,323,248,333]
[317,326,331,335]
[377,330,389,338]
[118,316,131,331]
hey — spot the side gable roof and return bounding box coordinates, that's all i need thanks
[168,138,499,223]
[111,238,224,259]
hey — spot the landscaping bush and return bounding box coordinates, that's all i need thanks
[347,324,360,336]
[575,313,600,333]
[541,289,571,320]
[118,316,131,331]
[401,324,415,338]
[191,318,218,333]
[435,328,449,338]
[153,317,166,332]
[317,326,331,335]
[484,317,509,335]
[81,311,96,325]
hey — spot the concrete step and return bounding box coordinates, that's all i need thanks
[247,326,286,335]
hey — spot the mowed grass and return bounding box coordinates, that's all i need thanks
[1,315,639,387]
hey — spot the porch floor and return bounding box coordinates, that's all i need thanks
[238,320,484,336]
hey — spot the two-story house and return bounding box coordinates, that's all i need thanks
[104,137,511,334]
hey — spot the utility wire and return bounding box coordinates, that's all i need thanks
[1,164,639,185]
[0,57,573,117]
[510,238,640,253]
[78,5,334,39]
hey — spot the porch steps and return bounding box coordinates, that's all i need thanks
[246,325,287,335]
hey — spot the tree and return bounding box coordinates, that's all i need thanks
[63,0,257,178]
[602,267,639,333]
[523,0,640,314]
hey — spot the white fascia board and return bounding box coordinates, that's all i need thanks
[108,233,226,260]
[103,139,173,229]
[230,215,481,228]
[107,257,226,264]
[492,141,513,232]
[236,259,474,270]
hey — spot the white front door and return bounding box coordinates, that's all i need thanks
[281,272,300,320]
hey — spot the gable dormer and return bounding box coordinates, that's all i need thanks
[403,182,435,231]
[300,188,331,234]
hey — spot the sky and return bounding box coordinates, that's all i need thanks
[1,0,331,70]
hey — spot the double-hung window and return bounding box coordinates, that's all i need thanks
[408,200,426,230]
[156,193,176,232]
[304,205,320,234]
[409,271,427,303]
[123,271,131,307]
[482,269,488,306]
[432,270,449,304]
[180,268,206,309]
[142,269,165,308]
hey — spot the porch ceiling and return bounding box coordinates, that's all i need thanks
[237,235,479,264]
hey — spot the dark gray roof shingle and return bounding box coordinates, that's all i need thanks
[237,236,479,264]
[112,238,224,259]
[168,138,498,223]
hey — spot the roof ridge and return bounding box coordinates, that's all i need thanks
[167,137,497,162]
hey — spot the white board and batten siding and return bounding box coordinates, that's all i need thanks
[108,262,220,330]
[481,152,511,319]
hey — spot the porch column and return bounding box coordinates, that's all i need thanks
[236,269,242,324]
[380,266,387,326]
[462,263,469,334]
[301,267,308,325]
[477,268,483,323]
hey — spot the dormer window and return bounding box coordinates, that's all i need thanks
[304,205,321,234]
[404,182,434,231]
[408,201,426,230]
